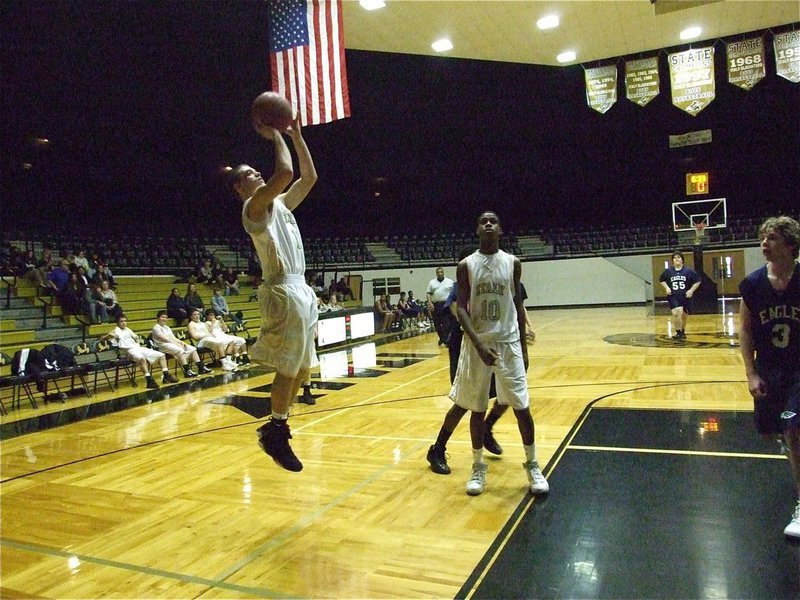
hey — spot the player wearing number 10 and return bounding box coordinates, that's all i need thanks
[447,211,549,497]
[739,215,800,538]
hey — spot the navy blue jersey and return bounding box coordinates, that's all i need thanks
[659,266,699,297]
[739,263,800,370]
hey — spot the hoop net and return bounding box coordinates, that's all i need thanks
[694,222,707,244]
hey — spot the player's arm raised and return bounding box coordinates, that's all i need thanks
[246,125,294,223]
[281,115,318,212]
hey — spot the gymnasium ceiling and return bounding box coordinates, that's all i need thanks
[341,0,800,66]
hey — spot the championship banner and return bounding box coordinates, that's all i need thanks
[668,47,715,116]
[584,65,617,114]
[625,57,660,106]
[774,30,800,83]
[727,37,765,90]
[669,129,712,148]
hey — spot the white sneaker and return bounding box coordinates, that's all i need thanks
[523,460,550,495]
[466,462,487,496]
[784,501,800,538]
[222,358,237,371]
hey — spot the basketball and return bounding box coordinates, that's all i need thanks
[251,92,293,130]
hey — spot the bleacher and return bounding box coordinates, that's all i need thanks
[0,273,260,410]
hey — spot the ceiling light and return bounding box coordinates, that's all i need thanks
[556,50,576,63]
[359,0,385,10]
[537,15,559,30]
[432,38,453,53]
[680,26,702,40]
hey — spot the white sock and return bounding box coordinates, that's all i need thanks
[272,412,289,421]
[472,447,484,465]
[524,443,537,464]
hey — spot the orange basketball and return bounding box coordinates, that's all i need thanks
[251,92,293,130]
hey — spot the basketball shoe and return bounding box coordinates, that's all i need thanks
[523,460,550,495]
[785,500,800,538]
[257,419,303,472]
[426,444,451,475]
[466,462,487,496]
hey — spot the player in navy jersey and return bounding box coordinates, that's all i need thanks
[659,251,701,339]
[739,215,800,537]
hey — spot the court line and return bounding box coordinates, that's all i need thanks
[568,444,785,460]
[0,538,288,599]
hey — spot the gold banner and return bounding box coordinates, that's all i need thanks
[625,57,660,106]
[727,37,765,90]
[668,47,715,116]
[774,30,800,83]
[585,65,617,114]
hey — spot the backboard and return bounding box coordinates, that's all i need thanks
[672,198,727,231]
[672,197,727,246]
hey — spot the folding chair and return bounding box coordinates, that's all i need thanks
[176,329,215,367]
[73,342,116,393]
[33,345,92,402]
[92,339,138,388]
[0,351,38,410]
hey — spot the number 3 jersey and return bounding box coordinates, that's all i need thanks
[465,249,519,343]
[739,263,800,369]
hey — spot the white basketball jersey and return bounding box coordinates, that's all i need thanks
[465,249,519,343]
[242,196,306,279]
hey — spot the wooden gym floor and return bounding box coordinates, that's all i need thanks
[1,305,798,599]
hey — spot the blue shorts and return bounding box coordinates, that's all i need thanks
[667,294,691,312]
[752,365,800,435]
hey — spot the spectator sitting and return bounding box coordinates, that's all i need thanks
[211,288,243,326]
[386,293,403,329]
[196,259,213,284]
[212,274,227,295]
[73,249,90,272]
[327,292,343,311]
[224,267,240,295]
[46,259,71,300]
[184,283,205,315]
[212,260,224,281]
[59,273,84,316]
[91,263,115,289]
[187,309,248,370]
[98,280,123,321]
[374,294,395,333]
[76,266,90,290]
[84,282,110,323]
[336,277,353,301]
[166,287,189,325]
[20,249,41,285]
[317,292,331,313]
[101,314,175,388]
[150,310,212,378]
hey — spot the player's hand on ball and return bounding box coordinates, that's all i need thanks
[287,113,302,138]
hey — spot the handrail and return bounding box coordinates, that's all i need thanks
[35,285,53,329]
[0,268,16,309]
[73,314,92,342]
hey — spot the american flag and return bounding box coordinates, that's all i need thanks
[268,0,351,126]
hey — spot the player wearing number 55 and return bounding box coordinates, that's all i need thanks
[659,251,701,340]
[738,216,800,538]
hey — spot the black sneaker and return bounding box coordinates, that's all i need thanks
[298,390,316,405]
[183,368,198,378]
[242,355,250,364]
[162,372,178,384]
[257,420,303,472]
[146,377,160,389]
[197,364,212,374]
[426,444,451,475]
[483,429,503,455]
